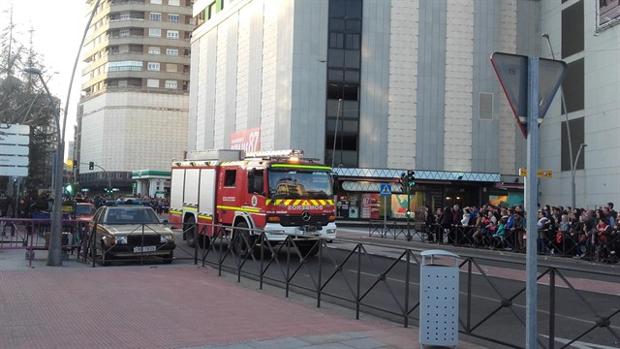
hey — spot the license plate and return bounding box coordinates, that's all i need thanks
[133,246,157,253]
[304,225,317,232]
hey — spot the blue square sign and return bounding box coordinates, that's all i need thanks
[379,183,392,196]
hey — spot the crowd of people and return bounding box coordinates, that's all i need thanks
[79,194,170,214]
[0,191,170,218]
[421,202,619,263]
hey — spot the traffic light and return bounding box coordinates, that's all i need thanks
[88,161,94,170]
[399,170,416,193]
[65,184,74,195]
[406,170,415,186]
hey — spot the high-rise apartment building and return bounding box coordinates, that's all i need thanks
[78,0,192,191]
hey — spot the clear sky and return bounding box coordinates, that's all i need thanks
[1,0,88,156]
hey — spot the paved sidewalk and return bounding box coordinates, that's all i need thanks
[0,250,486,349]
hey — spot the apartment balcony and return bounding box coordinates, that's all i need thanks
[82,69,189,90]
[84,34,190,59]
[82,52,189,75]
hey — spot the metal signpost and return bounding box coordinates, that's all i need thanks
[491,52,566,349]
[379,183,391,236]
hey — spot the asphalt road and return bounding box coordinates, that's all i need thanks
[169,232,620,349]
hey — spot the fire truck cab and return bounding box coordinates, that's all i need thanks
[169,149,337,256]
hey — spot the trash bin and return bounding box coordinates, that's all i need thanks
[419,249,460,348]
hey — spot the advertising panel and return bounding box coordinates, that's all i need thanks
[230,128,260,152]
[361,193,380,219]
[391,194,415,219]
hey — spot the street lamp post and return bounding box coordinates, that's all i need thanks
[542,34,577,208]
[571,143,587,208]
[23,0,102,266]
[23,67,64,266]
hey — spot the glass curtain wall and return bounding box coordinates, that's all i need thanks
[325,0,362,168]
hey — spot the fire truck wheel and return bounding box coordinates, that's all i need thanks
[184,216,197,247]
[295,240,319,258]
[233,221,255,257]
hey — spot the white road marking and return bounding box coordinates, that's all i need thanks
[541,335,620,349]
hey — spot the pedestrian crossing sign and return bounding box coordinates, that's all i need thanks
[379,183,392,196]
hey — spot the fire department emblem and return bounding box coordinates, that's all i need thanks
[251,195,258,207]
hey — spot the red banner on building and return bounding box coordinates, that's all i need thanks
[230,128,260,152]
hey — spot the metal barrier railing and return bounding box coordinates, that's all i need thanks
[0,217,90,267]
[187,222,619,349]
[6,217,616,348]
[366,221,619,264]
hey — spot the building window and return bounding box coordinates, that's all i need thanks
[147,79,159,88]
[167,30,179,39]
[561,0,584,58]
[150,12,162,21]
[148,46,161,55]
[150,0,162,4]
[208,2,216,18]
[147,62,160,71]
[166,63,177,72]
[165,80,178,89]
[119,13,130,21]
[106,60,143,72]
[561,117,585,171]
[562,58,584,114]
[166,47,179,56]
[119,29,130,37]
[169,14,180,23]
[479,93,493,120]
[148,28,161,37]
[168,0,180,5]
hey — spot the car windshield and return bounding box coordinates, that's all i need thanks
[75,204,95,216]
[268,169,333,199]
[102,207,160,224]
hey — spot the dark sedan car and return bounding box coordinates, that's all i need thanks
[91,205,175,265]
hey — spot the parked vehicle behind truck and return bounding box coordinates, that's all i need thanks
[169,149,337,257]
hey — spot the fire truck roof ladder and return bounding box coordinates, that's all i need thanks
[244,149,304,159]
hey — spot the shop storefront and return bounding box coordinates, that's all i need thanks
[333,168,507,220]
[131,170,171,198]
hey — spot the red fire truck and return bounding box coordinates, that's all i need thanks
[168,149,337,256]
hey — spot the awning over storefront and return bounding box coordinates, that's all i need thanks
[333,168,501,183]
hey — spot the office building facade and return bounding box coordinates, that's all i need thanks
[187,0,540,211]
[538,0,620,207]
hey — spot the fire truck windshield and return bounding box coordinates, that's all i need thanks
[268,169,333,199]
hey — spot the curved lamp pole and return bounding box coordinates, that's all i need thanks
[542,33,576,208]
[24,0,102,266]
[572,143,587,207]
[23,67,65,266]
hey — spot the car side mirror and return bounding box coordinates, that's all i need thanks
[160,218,169,224]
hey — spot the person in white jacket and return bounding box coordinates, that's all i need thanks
[461,208,471,226]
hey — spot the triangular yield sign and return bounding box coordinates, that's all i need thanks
[490,52,567,138]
